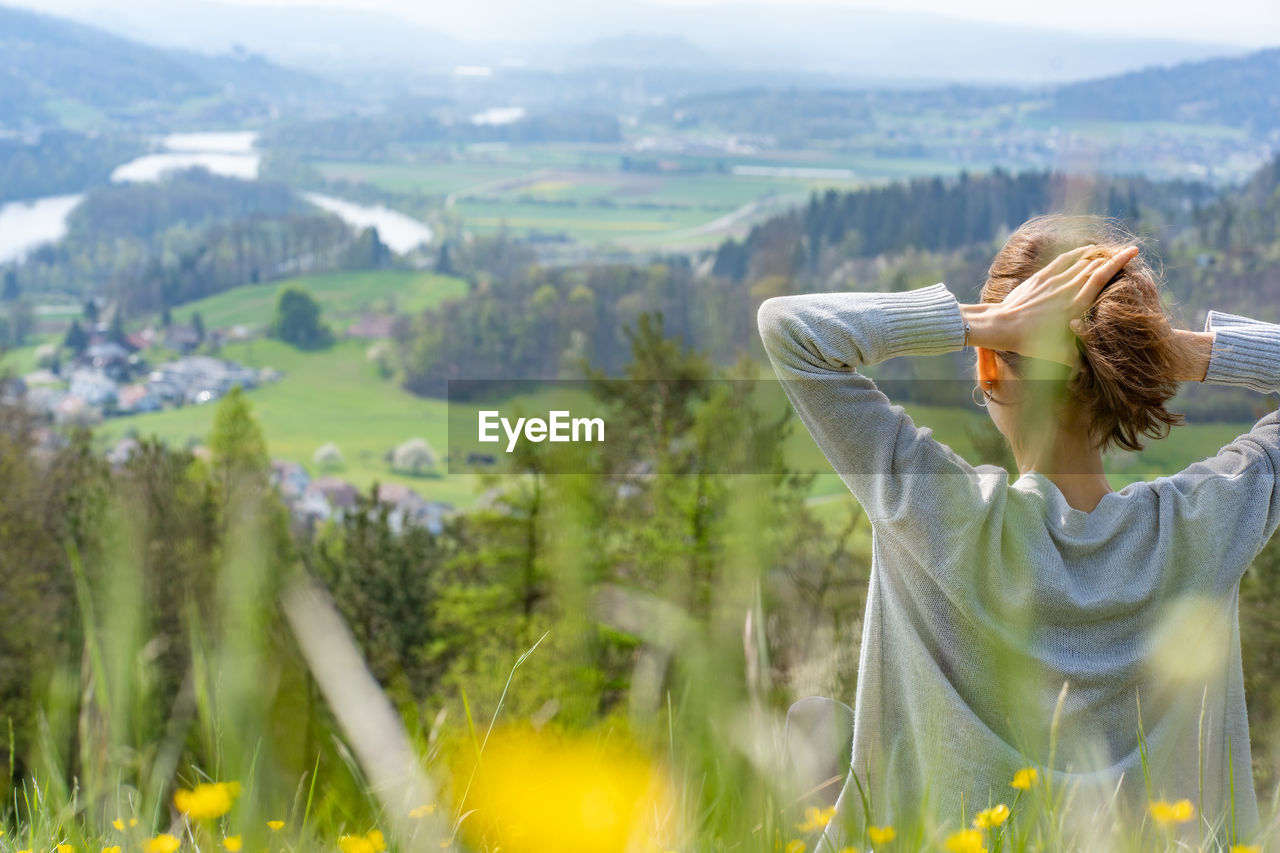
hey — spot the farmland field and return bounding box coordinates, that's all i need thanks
[170,269,470,333]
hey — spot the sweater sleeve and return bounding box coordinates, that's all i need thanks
[756,283,986,528]
[1163,310,1280,586]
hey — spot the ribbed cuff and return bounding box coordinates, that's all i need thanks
[871,282,966,360]
[1204,323,1280,394]
[1205,309,1273,330]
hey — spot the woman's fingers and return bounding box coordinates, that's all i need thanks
[1042,244,1096,279]
[1078,245,1139,308]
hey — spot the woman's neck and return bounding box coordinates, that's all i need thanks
[1013,421,1113,513]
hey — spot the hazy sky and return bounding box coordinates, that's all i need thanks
[12,0,1278,48]
[208,0,1280,46]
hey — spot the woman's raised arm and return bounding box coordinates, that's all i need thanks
[756,282,987,532]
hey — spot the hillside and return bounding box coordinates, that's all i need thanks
[0,4,339,130]
[1039,48,1280,133]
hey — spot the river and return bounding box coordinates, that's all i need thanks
[0,194,84,265]
[1,131,432,264]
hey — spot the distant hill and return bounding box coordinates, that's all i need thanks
[0,4,340,130]
[0,5,209,120]
[1037,48,1280,133]
[556,33,718,70]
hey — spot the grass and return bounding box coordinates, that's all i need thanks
[170,270,470,333]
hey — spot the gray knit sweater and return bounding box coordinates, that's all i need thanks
[756,283,1280,846]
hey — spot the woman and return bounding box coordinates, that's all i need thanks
[757,214,1280,848]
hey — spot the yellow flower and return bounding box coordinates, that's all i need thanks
[57,844,74,853]
[102,847,121,853]
[409,804,436,819]
[971,804,1010,829]
[144,834,181,853]
[338,831,385,853]
[868,824,896,844]
[19,848,32,853]
[797,805,837,832]
[1230,846,1261,853]
[173,782,241,821]
[455,727,677,853]
[943,828,987,853]
[838,848,859,853]
[1009,767,1038,790]
[222,837,243,853]
[1149,798,1195,826]
[785,841,805,853]
[113,821,125,832]
[267,822,285,831]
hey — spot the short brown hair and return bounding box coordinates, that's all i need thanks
[981,213,1185,453]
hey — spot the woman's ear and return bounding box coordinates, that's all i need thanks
[977,346,998,384]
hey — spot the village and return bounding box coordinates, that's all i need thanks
[1,316,458,537]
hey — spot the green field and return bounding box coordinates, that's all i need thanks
[171,270,470,333]
[95,338,485,507]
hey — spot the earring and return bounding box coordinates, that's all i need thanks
[972,383,994,407]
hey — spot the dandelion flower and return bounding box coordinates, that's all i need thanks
[971,804,1010,830]
[145,834,181,853]
[797,805,837,832]
[1009,768,1038,790]
[409,805,436,819]
[103,846,121,853]
[57,844,73,853]
[267,822,285,831]
[222,837,243,853]
[1230,846,1261,853]
[868,824,896,844]
[943,828,986,853]
[174,782,241,821]
[785,841,805,853]
[112,821,125,832]
[457,727,677,853]
[338,831,385,853]
[1149,799,1194,826]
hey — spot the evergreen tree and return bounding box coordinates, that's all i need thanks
[108,309,128,348]
[1,270,17,302]
[63,319,89,355]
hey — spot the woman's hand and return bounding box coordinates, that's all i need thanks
[962,244,1140,367]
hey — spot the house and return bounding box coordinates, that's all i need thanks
[164,325,201,353]
[299,476,360,524]
[116,384,161,414]
[369,483,453,534]
[106,437,140,468]
[68,369,118,409]
[271,460,312,501]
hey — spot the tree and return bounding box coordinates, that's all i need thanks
[269,286,333,350]
[1,270,18,302]
[192,311,206,345]
[1,301,33,349]
[313,442,344,471]
[108,309,128,348]
[63,319,89,355]
[83,298,100,324]
[391,438,437,475]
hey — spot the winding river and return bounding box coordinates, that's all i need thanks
[0,131,432,265]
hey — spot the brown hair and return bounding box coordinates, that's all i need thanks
[980,213,1185,453]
